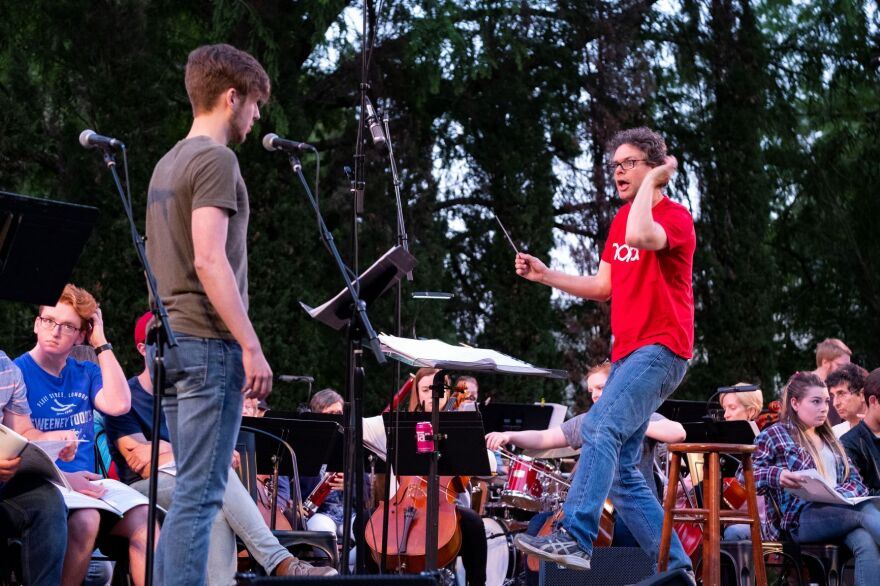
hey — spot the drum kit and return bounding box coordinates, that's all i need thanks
[470,448,572,586]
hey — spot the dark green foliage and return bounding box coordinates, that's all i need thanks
[1,0,878,414]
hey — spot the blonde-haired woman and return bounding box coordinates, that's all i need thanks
[721,383,763,422]
[752,371,880,586]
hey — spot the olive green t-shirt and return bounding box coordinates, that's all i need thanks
[145,136,249,339]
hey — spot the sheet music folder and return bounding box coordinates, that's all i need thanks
[0,191,98,305]
[382,412,492,476]
[378,335,567,379]
[300,246,417,330]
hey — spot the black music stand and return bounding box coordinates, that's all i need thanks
[301,245,416,573]
[681,420,758,478]
[0,191,97,304]
[382,412,493,477]
[480,402,556,434]
[658,399,716,423]
[241,416,342,477]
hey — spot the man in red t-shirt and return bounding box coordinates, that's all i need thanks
[513,128,695,578]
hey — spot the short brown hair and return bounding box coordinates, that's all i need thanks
[864,368,880,405]
[608,127,667,167]
[815,338,852,368]
[41,283,97,328]
[185,44,271,115]
[310,388,344,413]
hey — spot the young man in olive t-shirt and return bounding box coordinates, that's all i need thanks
[144,44,275,586]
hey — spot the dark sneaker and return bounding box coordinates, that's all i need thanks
[273,556,338,576]
[514,529,591,570]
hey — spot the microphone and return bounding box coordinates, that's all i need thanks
[262,133,314,153]
[79,129,125,150]
[363,96,387,150]
[277,374,315,383]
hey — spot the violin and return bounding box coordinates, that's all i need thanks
[364,475,468,572]
[756,400,782,430]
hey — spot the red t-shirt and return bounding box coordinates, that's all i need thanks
[600,196,696,361]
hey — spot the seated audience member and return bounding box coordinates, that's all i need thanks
[813,338,853,426]
[827,363,869,438]
[14,284,151,586]
[752,371,880,586]
[0,350,77,586]
[105,312,336,581]
[841,368,880,495]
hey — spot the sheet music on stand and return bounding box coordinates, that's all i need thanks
[378,335,568,378]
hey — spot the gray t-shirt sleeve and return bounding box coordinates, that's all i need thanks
[560,414,585,449]
[0,352,31,416]
[560,412,666,450]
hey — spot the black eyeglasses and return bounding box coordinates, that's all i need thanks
[37,316,81,335]
[605,159,648,172]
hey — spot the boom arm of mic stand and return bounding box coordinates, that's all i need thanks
[99,148,176,586]
[382,114,412,282]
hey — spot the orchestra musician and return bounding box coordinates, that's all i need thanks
[407,368,489,586]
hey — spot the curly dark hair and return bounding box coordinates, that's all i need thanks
[826,363,868,394]
[607,127,667,167]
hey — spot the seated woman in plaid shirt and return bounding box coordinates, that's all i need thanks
[752,371,880,586]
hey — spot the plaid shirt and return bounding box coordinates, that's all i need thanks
[747,422,867,540]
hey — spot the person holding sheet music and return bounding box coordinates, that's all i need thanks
[513,127,695,575]
[106,311,336,580]
[15,284,151,586]
[0,350,77,586]
[751,371,880,586]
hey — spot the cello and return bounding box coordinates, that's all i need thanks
[364,475,468,572]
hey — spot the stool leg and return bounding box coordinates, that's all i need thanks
[742,455,768,586]
[658,452,681,572]
[704,452,721,586]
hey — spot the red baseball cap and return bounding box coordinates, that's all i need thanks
[134,311,152,347]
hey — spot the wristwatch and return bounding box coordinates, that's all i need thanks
[94,343,113,355]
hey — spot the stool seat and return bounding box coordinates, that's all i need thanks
[667,442,756,454]
[659,442,767,586]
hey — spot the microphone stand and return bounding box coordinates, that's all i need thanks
[96,147,177,586]
[284,150,386,575]
[380,104,412,573]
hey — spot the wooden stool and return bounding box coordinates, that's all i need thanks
[658,443,767,586]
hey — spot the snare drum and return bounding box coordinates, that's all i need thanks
[502,456,552,511]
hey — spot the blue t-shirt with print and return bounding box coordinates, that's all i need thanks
[15,352,102,473]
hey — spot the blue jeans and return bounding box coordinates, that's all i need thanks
[150,336,245,586]
[793,501,880,586]
[562,344,691,572]
[0,473,68,586]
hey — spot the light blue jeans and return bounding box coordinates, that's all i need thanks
[793,501,880,586]
[134,470,291,585]
[562,344,691,572]
[150,336,245,586]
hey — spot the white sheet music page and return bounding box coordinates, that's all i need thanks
[378,335,554,376]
